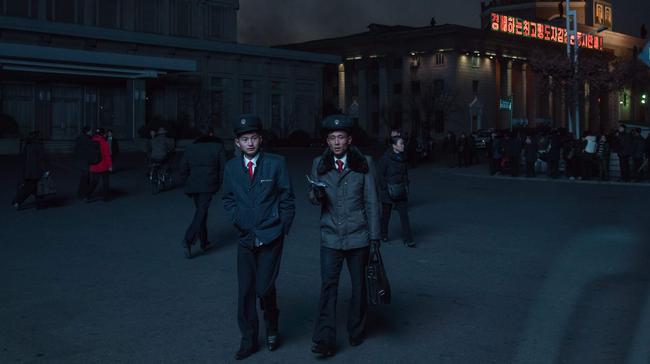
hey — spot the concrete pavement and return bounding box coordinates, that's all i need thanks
[1,150,648,363]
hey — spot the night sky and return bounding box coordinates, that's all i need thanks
[238,0,650,46]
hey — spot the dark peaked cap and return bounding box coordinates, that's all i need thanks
[233,114,263,136]
[322,114,354,133]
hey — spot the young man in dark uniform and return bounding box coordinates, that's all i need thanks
[222,115,295,360]
[308,115,381,357]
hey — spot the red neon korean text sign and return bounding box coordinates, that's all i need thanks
[490,13,603,51]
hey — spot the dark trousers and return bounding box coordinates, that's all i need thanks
[77,171,89,198]
[548,159,559,178]
[184,193,213,245]
[489,158,501,175]
[86,171,110,200]
[633,158,644,180]
[598,156,609,180]
[313,246,369,345]
[525,161,536,177]
[13,179,43,208]
[380,201,413,243]
[619,155,630,182]
[237,237,283,349]
[509,156,520,177]
[581,154,595,180]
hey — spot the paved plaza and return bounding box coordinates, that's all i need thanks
[1,150,649,363]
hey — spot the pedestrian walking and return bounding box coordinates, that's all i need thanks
[378,135,414,247]
[85,128,112,202]
[106,129,120,172]
[443,132,457,168]
[632,128,645,182]
[524,135,538,177]
[73,126,98,198]
[179,128,226,258]
[222,114,295,360]
[457,133,469,168]
[488,132,503,175]
[616,124,633,182]
[308,114,381,358]
[506,132,523,177]
[596,134,610,181]
[547,130,562,178]
[12,131,47,210]
[581,131,597,180]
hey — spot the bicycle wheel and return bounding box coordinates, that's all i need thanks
[151,168,161,195]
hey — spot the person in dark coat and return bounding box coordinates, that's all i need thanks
[506,132,523,177]
[443,132,457,168]
[616,124,634,182]
[73,126,98,198]
[85,128,112,201]
[457,132,469,167]
[222,114,295,360]
[180,128,226,258]
[596,134,611,181]
[487,132,503,175]
[523,135,538,177]
[308,115,381,358]
[378,136,414,247]
[12,131,47,210]
[631,128,645,181]
[106,129,120,171]
[547,130,562,178]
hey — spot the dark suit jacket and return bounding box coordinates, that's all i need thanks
[180,136,226,194]
[222,152,295,248]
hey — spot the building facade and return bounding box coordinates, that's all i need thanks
[283,0,648,139]
[0,0,338,145]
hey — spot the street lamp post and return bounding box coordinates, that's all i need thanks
[565,0,579,137]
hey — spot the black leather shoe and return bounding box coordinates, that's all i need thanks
[266,333,280,351]
[381,235,388,242]
[349,335,365,347]
[404,241,416,248]
[235,345,257,360]
[181,240,192,259]
[311,342,335,357]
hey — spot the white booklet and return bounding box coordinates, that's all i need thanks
[305,175,327,188]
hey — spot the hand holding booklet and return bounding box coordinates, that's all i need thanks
[305,175,327,188]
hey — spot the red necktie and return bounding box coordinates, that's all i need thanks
[247,161,254,180]
[336,159,344,173]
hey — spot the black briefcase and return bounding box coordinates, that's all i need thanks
[37,173,56,197]
[366,243,391,305]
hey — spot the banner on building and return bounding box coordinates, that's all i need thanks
[490,13,603,51]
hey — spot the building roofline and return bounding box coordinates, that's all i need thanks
[0,15,340,65]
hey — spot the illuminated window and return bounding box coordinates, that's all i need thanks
[435,53,445,65]
[595,4,604,25]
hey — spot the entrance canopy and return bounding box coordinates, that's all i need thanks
[0,43,196,79]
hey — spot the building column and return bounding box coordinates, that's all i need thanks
[506,60,512,97]
[378,59,389,136]
[358,60,368,131]
[127,79,146,139]
[522,63,527,124]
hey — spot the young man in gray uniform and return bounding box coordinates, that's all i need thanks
[222,115,295,360]
[308,114,381,357]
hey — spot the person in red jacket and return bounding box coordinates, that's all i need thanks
[86,128,112,202]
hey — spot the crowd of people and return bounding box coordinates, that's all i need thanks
[481,123,650,182]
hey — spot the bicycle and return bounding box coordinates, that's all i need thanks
[148,161,173,194]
